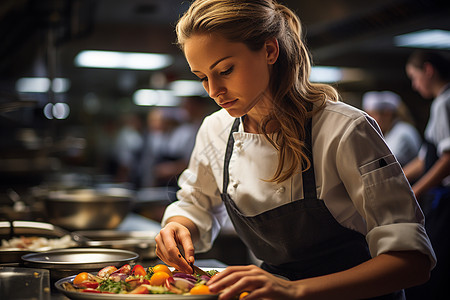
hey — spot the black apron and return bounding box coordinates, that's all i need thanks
[406,140,450,300]
[221,117,403,299]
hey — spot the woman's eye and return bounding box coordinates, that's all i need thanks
[220,66,234,76]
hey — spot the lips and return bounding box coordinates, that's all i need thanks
[218,99,237,108]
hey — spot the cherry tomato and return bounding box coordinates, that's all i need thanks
[132,264,146,276]
[152,264,173,276]
[239,291,250,299]
[190,284,211,295]
[73,272,89,285]
[150,271,171,286]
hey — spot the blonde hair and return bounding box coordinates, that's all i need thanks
[176,0,339,183]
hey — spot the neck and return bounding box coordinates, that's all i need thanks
[436,81,450,96]
[244,92,275,133]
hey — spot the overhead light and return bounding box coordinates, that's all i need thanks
[16,77,71,93]
[169,80,207,97]
[133,89,180,106]
[310,66,343,83]
[75,50,173,70]
[394,29,450,50]
[43,102,70,119]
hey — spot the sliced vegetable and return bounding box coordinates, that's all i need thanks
[126,277,150,290]
[129,285,149,294]
[97,266,117,278]
[74,281,99,289]
[173,272,197,282]
[173,277,195,291]
[165,277,183,294]
[108,272,128,282]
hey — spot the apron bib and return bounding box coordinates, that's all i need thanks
[220,117,404,299]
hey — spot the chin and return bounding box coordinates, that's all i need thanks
[224,108,246,118]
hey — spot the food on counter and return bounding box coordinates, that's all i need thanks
[0,235,76,251]
[61,263,219,295]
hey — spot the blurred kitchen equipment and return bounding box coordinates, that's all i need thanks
[43,187,134,231]
[73,230,158,260]
[0,266,51,300]
[0,220,82,264]
[133,187,177,222]
[21,248,139,282]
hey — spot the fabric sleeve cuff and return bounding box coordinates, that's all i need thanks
[437,137,450,155]
[366,223,436,269]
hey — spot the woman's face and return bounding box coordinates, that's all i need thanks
[406,64,433,99]
[184,33,277,118]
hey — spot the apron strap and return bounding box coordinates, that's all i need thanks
[302,118,317,199]
[223,118,241,193]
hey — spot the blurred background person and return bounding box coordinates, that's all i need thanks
[137,106,199,189]
[112,113,144,184]
[403,50,450,300]
[362,90,421,166]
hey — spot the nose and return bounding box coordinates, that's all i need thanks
[207,78,226,100]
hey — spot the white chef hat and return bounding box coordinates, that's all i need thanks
[362,91,401,111]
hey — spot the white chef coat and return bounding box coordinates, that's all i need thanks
[424,85,450,156]
[162,100,436,268]
[385,120,421,166]
[418,85,450,186]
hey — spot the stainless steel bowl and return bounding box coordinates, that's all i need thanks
[43,188,134,231]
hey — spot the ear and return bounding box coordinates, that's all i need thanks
[265,38,279,65]
[423,62,435,78]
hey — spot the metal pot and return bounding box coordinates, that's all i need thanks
[73,230,158,260]
[43,188,134,231]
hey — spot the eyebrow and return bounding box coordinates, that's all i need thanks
[191,56,232,73]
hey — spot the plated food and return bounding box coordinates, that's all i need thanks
[0,235,77,251]
[57,263,219,296]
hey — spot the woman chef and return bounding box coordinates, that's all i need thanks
[155,1,436,299]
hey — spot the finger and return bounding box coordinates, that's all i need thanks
[209,268,254,294]
[156,228,187,270]
[156,223,196,273]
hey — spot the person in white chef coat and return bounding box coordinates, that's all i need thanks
[155,1,436,299]
[403,50,450,300]
[362,90,421,166]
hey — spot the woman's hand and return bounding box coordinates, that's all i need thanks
[155,219,197,274]
[207,265,301,300]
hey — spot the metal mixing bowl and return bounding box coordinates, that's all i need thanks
[43,188,134,231]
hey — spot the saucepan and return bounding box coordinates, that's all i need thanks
[43,188,134,231]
